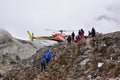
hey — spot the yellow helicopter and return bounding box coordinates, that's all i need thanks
[27,29,78,42]
[27,29,76,42]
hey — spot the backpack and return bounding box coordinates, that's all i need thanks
[40,58,46,64]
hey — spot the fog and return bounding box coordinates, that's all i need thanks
[0,0,120,40]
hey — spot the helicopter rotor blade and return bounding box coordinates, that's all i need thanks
[45,29,57,31]
[45,29,78,33]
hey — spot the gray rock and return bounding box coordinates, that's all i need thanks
[16,55,21,61]
[24,64,31,70]
[80,47,86,53]
[107,44,116,53]
[73,56,84,64]
[98,42,106,52]
[106,39,115,46]
[78,58,89,66]
[10,60,17,65]
[1,59,7,65]
[80,46,91,53]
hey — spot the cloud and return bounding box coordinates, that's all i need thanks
[0,0,120,39]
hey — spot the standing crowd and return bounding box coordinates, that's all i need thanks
[67,27,96,45]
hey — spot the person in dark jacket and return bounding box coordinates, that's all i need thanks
[45,50,51,65]
[91,27,96,37]
[88,31,91,37]
[40,56,46,71]
[67,35,72,45]
[71,32,75,41]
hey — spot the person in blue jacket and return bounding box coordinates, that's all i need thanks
[40,56,46,71]
[45,49,51,65]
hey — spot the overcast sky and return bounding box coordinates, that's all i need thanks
[0,0,120,40]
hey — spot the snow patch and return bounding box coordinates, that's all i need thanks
[0,29,12,41]
[32,40,58,50]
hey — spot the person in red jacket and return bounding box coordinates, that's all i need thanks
[75,35,81,42]
[80,29,85,40]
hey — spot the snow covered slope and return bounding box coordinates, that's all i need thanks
[0,29,58,59]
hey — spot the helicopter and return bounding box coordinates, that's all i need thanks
[27,31,50,42]
[27,29,78,42]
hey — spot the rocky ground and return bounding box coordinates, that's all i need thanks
[0,29,36,75]
[0,29,57,78]
[0,31,120,80]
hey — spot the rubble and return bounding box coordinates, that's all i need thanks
[0,29,58,77]
[0,31,120,80]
